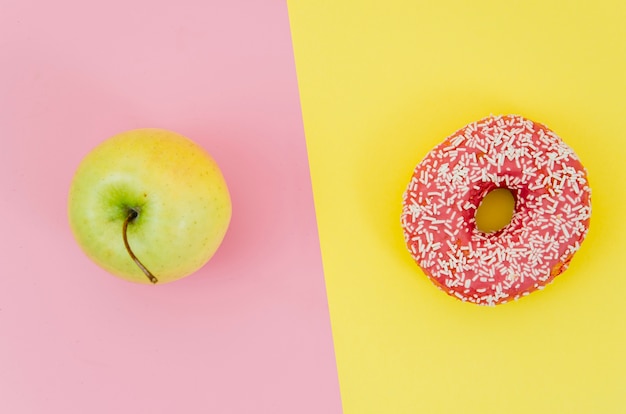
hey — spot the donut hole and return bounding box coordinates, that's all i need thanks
[475,188,516,233]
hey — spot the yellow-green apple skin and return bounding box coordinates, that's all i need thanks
[68,128,232,284]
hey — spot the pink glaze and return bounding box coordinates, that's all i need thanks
[401,115,591,305]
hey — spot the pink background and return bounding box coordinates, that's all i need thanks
[0,1,341,413]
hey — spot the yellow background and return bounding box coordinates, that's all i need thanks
[288,1,626,413]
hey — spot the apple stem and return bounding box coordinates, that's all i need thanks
[123,209,158,284]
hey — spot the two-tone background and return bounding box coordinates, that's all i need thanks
[1,1,624,413]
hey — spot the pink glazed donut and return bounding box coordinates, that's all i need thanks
[400,115,591,305]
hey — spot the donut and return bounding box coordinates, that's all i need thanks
[400,115,591,305]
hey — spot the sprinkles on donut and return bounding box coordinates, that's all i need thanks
[401,115,591,305]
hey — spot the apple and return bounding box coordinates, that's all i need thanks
[68,128,232,284]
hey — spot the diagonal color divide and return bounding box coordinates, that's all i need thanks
[288,0,626,413]
[0,1,341,413]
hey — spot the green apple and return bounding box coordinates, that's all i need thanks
[68,128,232,284]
